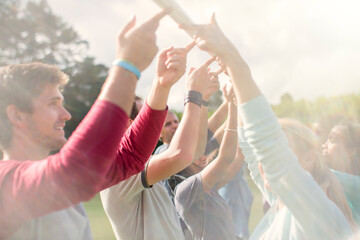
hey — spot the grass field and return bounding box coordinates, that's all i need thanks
[84,175,264,240]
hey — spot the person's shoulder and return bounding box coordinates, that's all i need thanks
[101,172,144,203]
[175,174,202,198]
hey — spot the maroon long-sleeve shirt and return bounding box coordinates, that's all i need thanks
[0,100,167,239]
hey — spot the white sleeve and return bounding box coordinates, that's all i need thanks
[238,95,352,238]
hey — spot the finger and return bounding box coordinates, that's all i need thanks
[166,62,181,70]
[188,67,196,75]
[148,9,169,24]
[185,40,196,53]
[167,48,186,56]
[165,55,182,65]
[208,71,218,77]
[211,13,218,26]
[143,9,169,32]
[209,74,219,81]
[195,38,211,52]
[195,37,202,46]
[159,46,174,60]
[215,67,224,75]
[200,57,216,70]
[119,15,136,40]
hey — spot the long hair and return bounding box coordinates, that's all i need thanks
[279,118,356,230]
[335,120,360,175]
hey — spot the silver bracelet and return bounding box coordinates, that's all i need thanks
[224,128,237,133]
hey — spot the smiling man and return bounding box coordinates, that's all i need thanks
[1,69,72,160]
[0,10,169,239]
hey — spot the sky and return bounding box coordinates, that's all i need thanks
[46,0,360,111]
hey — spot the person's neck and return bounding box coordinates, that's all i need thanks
[2,140,49,161]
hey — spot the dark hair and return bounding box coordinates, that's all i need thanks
[280,118,356,230]
[314,113,344,144]
[130,96,143,120]
[0,62,68,149]
[336,120,360,175]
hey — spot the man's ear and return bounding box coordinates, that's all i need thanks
[6,105,27,127]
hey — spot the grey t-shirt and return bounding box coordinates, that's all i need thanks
[100,170,185,240]
[7,204,92,240]
[219,166,253,239]
[174,173,237,240]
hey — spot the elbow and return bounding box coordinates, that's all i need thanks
[173,149,194,166]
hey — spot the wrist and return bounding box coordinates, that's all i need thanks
[218,45,240,63]
[184,90,202,108]
[184,90,210,107]
[154,77,172,91]
[112,59,141,80]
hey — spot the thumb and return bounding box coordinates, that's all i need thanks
[119,15,136,40]
[188,67,196,75]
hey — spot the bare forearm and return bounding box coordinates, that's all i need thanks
[169,103,201,159]
[98,67,138,116]
[193,106,209,161]
[146,102,202,185]
[200,102,238,192]
[213,123,225,145]
[223,51,262,105]
[218,102,237,161]
[208,101,227,133]
[146,77,171,111]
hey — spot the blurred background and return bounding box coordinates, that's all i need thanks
[2,0,360,239]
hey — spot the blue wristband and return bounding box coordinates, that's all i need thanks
[112,59,141,80]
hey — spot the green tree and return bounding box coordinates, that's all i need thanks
[1,0,108,137]
[62,57,108,137]
[0,0,88,68]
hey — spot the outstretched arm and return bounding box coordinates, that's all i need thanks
[181,14,353,238]
[199,87,238,192]
[193,72,220,161]
[208,100,228,134]
[0,10,168,239]
[105,41,196,187]
[100,10,168,112]
[146,58,217,186]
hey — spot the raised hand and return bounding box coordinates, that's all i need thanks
[156,41,195,88]
[179,13,236,59]
[117,10,168,72]
[186,57,216,95]
[222,84,236,106]
[203,72,220,101]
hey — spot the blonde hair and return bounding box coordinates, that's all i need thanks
[279,118,356,230]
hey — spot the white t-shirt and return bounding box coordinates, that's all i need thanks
[7,204,91,240]
[100,170,185,240]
